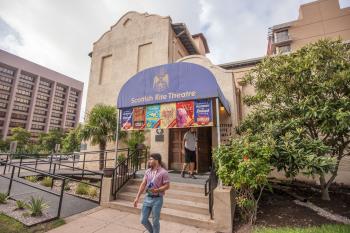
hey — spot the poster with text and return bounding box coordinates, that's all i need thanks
[133,107,146,129]
[176,101,194,128]
[121,108,133,130]
[160,103,177,128]
[194,99,213,126]
[146,105,161,128]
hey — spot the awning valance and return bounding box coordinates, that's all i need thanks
[117,62,231,114]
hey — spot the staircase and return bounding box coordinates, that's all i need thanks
[105,178,216,230]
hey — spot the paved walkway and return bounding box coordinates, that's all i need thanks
[48,207,215,233]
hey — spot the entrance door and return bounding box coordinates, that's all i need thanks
[169,127,212,173]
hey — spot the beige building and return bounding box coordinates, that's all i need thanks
[85,0,350,184]
[267,0,350,55]
[0,49,83,139]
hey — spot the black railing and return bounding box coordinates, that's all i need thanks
[0,163,66,220]
[205,162,218,219]
[111,148,148,198]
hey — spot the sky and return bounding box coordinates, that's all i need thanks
[0,0,349,121]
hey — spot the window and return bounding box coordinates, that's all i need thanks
[50,119,61,125]
[55,92,65,98]
[67,108,76,114]
[66,115,75,121]
[18,81,33,90]
[17,89,31,97]
[31,124,45,130]
[52,105,63,111]
[0,66,15,77]
[70,90,79,96]
[54,98,64,105]
[34,108,46,116]
[20,73,34,82]
[276,45,291,54]
[9,121,26,128]
[36,101,48,108]
[56,85,66,92]
[49,126,60,131]
[15,97,30,105]
[0,102,7,109]
[37,94,49,101]
[0,84,11,91]
[13,105,28,112]
[0,111,6,117]
[68,102,76,108]
[0,120,4,126]
[0,76,13,84]
[38,87,50,95]
[33,116,45,123]
[65,121,75,127]
[51,112,62,118]
[40,80,51,87]
[0,93,9,100]
[274,30,290,43]
[69,96,78,102]
[11,113,27,120]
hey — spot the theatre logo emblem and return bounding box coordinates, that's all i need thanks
[153,68,169,92]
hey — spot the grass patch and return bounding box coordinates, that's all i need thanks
[40,177,52,187]
[254,224,350,233]
[88,187,98,198]
[0,192,8,204]
[75,181,90,195]
[24,176,38,183]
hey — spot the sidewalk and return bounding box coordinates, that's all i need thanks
[48,207,215,233]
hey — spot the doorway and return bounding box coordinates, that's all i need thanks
[169,127,212,173]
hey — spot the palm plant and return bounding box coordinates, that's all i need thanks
[26,196,48,216]
[0,192,8,204]
[80,104,118,170]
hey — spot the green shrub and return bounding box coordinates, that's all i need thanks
[75,181,89,195]
[26,196,48,217]
[40,177,53,187]
[25,176,38,183]
[15,200,26,210]
[88,187,98,198]
[64,181,70,191]
[0,192,8,204]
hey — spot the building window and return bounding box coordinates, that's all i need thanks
[38,87,50,95]
[9,121,26,128]
[18,81,33,90]
[13,105,28,112]
[37,94,49,101]
[17,89,31,97]
[274,30,290,43]
[34,108,46,116]
[54,98,64,105]
[70,90,79,97]
[40,80,51,87]
[276,45,291,54]
[66,115,75,121]
[0,93,9,100]
[31,124,45,130]
[56,85,66,93]
[52,105,63,111]
[20,73,34,82]
[67,108,76,114]
[33,116,45,123]
[51,112,62,118]
[0,76,13,84]
[0,66,15,77]
[36,101,48,108]
[68,102,77,108]
[0,111,6,117]
[50,119,61,125]
[0,102,7,109]
[65,121,75,127]
[0,84,11,92]
[55,92,65,99]
[15,97,30,105]
[11,113,27,120]
[49,126,60,131]
[69,96,78,102]
[0,120,4,126]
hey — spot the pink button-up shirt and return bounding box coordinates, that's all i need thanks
[143,166,170,196]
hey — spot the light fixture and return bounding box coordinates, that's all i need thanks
[220,106,225,111]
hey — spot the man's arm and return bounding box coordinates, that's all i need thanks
[133,178,147,207]
[150,183,170,194]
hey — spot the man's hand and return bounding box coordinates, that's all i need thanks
[149,188,159,194]
[133,197,139,208]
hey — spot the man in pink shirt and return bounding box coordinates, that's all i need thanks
[133,153,170,233]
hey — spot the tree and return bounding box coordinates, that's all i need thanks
[80,104,118,170]
[241,39,350,200]
[62,125,82,152]
[38,130,65,153]
[9,127,31,152]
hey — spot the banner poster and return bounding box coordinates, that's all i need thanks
[121,108,133,130]
[146,105,161,128]
[160,103,177,128]
[176,101,194,128]
[193,99,213,126]
[133,107,146,129]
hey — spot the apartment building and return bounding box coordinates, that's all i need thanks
[267,0,350,55]
[0,49,83,139]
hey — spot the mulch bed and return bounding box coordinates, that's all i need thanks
[0,199,53,226]
[233,182,350,232]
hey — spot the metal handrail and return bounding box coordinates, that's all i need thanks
[204,162,218,219]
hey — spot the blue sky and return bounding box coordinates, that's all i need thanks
[0,0,349,120]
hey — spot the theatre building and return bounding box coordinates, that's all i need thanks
[86,11,239,172]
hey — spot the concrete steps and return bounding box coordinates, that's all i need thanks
[106,178,216,229]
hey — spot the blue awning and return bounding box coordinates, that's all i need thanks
[117,62,231,114]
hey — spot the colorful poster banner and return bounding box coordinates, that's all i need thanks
[176,101,194,128]
[160,103,177,128]
[194,99,213,126]
[121,108,133,130]
[133,107,146,129]
[146,105,161,128]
